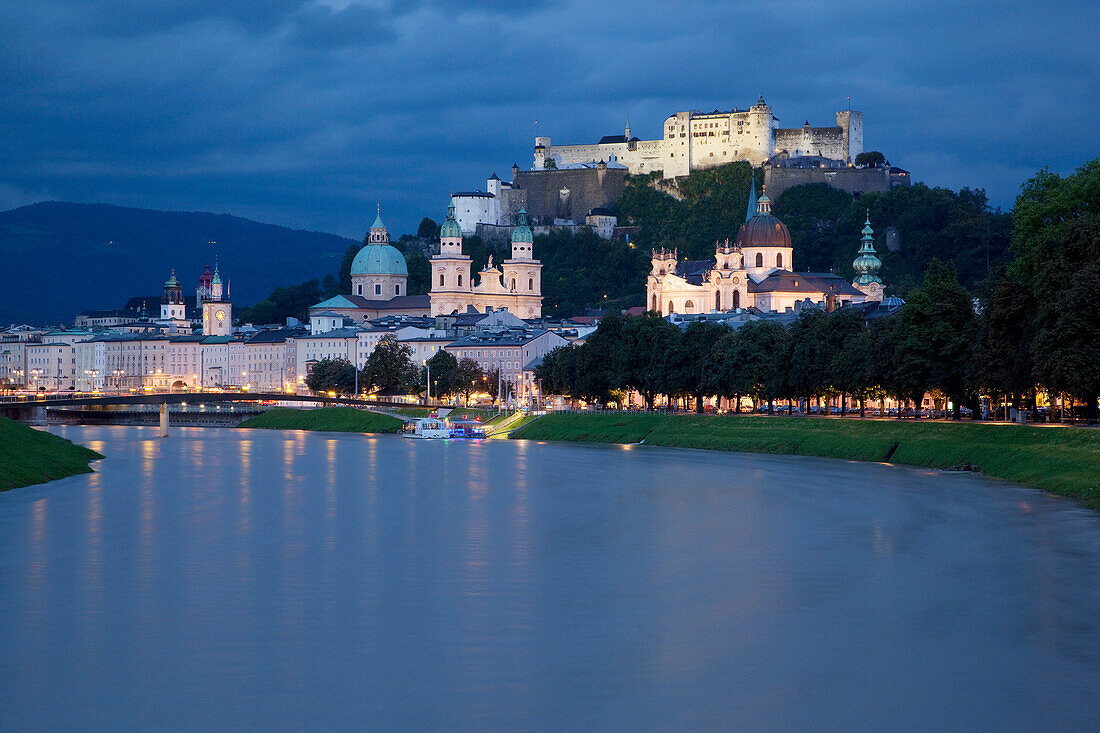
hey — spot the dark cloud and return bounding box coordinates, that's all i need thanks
[1,0,1097,239]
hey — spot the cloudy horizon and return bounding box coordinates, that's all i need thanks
[3,0,1097,238]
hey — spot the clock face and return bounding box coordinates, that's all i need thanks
[215,310,226,321]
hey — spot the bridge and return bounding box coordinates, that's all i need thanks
[0,392,422,431]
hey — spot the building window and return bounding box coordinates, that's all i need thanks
[375,284,382,295]
[756,252,764,268]
[510,278,516,291]
[395,284,401,295]
[439,273,445,287]
[357,284,362,295]
[458,274,463,286]
[528,278,533,291]
[776,253,783,268]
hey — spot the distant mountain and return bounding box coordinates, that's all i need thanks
[0,202,359,325]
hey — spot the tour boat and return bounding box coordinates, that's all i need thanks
[403,417,451,439]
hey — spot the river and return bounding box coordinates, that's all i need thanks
[2,426,1098,730]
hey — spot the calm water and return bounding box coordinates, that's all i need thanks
[2,426,1099,730]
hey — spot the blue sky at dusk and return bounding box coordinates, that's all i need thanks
[3,0,1097,237]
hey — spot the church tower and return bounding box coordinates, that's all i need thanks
[852,214,884,302]
[501,208,543,316]
[160,269,186,322]
[429,202,473,316]
[202,263,232,336]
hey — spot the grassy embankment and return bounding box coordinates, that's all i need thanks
[238,407,403,433]
[0,416,104,491]
[511,413,1100,509]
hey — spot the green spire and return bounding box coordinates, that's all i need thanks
[746,171,758,222]
[853,212,882,285]
[440,200,462,239]
[371,204,385,230]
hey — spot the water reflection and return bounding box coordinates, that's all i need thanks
[0,428,1098,731]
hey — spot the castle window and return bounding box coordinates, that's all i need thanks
[756,253,764,268]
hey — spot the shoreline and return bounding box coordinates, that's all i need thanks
[0,417,104,491]
[509,412,1100,510]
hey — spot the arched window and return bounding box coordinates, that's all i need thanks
[511,278,516,291]
[651,294,657,311]
[733,290,740,308]
[715,291,721,311]
[685,300,695,313]
[668,301,674,314]
[528,278,533,291]
[439,273,445,287]
[776,253,783,268]
[755,252,763,268]
[458,274,463,287]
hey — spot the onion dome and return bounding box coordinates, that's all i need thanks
[211,265,222,285]
[164,269,180,287]
[852,214,883,285]
[440,202,462,238]
[735,186,791,250]
[511,208,533,243]
[351,243,408,276]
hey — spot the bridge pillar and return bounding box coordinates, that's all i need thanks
[159,403,169,437]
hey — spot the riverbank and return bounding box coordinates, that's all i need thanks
[510,413,1100,509]
[0,416,104,490]
[237,407,403,433]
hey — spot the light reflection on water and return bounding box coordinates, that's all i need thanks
[1,425,1099,730]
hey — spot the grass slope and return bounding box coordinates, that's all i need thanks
[237,407,403,433]
[511,413,1100,509]
[0,416,104,490]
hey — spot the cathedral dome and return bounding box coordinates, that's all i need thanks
[351,244,408,276]
[440,203,463,239]
[735,213,791,250]
[511,208,533,243]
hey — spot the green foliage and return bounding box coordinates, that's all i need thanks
[616,162,760,261]
[238,407,402,433]
[337,244,358,294]
[855,151,886,167]
[453,357,485,404]
[0,416,104,490]
[510,413,1100,509]
[363,336,418,394]
[535,228,650,317]
[417,217,441,240]
[238,278,328,325]
[304,358,358,395]
[422,350,459,399]
[774,182,1012,295]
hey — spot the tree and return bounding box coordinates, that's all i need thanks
[337,244,359,294]
[304,358,357,395]
[827,309,873,415]
[453,357,484,406]
[422,350,458,401]
[363,336,418,394]
[619,312,681,409]
[716,320,787,412]
[417,217,440,240]
[972,273,1036,415]
[664,321,726,412]
[889,260,974,418]
[855,151,886,167]
[1010,160,1100,420]
[536,345,580,399]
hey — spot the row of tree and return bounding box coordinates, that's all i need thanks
[304,337,515,405]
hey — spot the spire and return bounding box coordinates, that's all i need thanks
[852,211,882,285]
[746,171,758,222]
[625,114,631,139]
[371,204,385,230]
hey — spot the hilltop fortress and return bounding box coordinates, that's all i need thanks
[534,96,862,178]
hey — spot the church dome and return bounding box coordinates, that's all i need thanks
[440,203,463,238]
[735,212,791,250]
[511,208,533,243]
[351,244,408,276]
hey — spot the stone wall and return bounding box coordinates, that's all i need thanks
[763,165,909,199]
[513,167,628,225]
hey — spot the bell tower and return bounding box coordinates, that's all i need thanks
[201,263,232,336]
[429,201,472,316]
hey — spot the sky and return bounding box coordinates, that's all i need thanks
[2,0,1098,238]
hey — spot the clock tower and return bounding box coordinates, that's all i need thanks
[202,264,232,336]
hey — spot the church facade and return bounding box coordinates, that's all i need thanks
[647,185,879,316]
[429,204,543,318]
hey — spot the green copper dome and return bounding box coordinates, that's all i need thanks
[440,203,462,238]
[511,208,533,243]
[853,215,882,285]
[351,243,408,276]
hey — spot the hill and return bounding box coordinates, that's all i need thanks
[0,202,358,324]
[614,163,1013,296]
